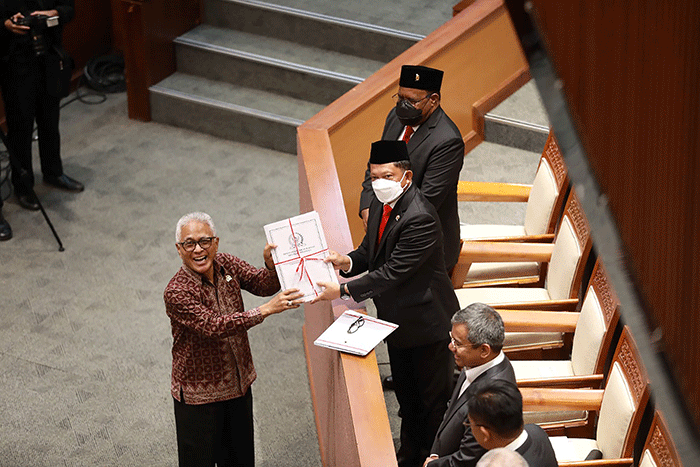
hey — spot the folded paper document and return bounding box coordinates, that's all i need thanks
[314,310,398,356]
[264,211,338,302]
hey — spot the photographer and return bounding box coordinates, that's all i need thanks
[0,0,82,218]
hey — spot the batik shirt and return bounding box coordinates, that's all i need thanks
[164,252,280,405]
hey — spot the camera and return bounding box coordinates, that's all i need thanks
[14,14,59,57]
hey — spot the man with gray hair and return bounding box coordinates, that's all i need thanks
[165,212,304,466]
[475,448,528,467]
[424,303,516,467]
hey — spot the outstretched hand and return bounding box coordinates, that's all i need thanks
[310,281,340,303]
[258,288,304,318]
[323,250,351,272]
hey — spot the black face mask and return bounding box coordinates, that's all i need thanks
[395,99,424,127]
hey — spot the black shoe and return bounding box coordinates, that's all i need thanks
[44,174,84,192]
[382,375,395,391]
[0,211,11,241]
[16,193,40,211]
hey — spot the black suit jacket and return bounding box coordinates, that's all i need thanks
[341,184,459,348]
[429,356,517,467]
[517,424,558,467]
[360,106,464,271]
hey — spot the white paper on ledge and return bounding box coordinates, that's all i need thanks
[263,211,338,302]
[314,310,398,356]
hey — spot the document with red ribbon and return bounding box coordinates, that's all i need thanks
[264,211,338,302]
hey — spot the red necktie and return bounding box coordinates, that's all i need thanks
[402,126,414,142]
[377,204,392,245]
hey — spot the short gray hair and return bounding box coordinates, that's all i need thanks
[175,212,216,242]
[451,302,504,351]
[476,448,528,467]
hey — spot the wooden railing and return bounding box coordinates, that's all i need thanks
[298,1,528,465]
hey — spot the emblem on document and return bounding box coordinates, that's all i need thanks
[289,232,304,248]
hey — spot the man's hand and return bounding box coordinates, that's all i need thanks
[423,455,439,467]
[323,250,351,272]
[5,13,29,35]
[263,243,277,270]
[310,281,340,303]
[31,9,59,17]
[258,288,304,318]
[360,208,369,232]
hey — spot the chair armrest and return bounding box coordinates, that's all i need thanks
[470,234,556,243]
[559,459,633,467]
[520,388,604,412]
[492,299,579,311]
[457,181,531,202]
[500,310,579,332]
[459,241,554,262]
[517,374,605,388]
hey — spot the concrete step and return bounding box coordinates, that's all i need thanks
[150,72,324,154]
[175,24,385,105]
[484,81,550,152]
[202,0,421,62]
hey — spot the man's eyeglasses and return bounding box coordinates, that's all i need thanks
[449,331,477,350]
[347,316,365,334]
[391,93,431,106]
[178,236,216,252]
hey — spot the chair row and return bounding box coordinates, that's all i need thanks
[451,131,682,466]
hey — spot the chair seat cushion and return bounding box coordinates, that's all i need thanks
[455,287,551,309]
[511,359,574,380]
[460,223,527,240]
[465,261,540,283]
[549,436,599,462]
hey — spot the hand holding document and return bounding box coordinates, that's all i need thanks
[314,311,398,356]
[264,211,338,302]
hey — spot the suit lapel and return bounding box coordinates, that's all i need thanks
[436,370,468,436]
[407,107,442,153]
[367,200,383,261]
[373,185,415,259]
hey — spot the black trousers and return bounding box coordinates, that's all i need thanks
[388,338,454,467]
[0,55,63,195]
[173,388,255,467]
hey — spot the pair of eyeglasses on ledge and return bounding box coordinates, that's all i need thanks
[347,316,365,334]
[178,236,216,252]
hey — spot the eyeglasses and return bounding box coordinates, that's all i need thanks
[178,236,216,252]
[449,331,477,350]
[391,93,432,106]
[347,316,365,334]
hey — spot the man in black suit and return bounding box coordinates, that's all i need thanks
[359,65,464,272]
[425,303,516,467]
[315,140,459,467]
[0,0,83,214]
[466,379,558,467]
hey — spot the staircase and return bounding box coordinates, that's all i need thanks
[149,0,423,154]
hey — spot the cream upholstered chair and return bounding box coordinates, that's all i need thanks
[499,259,620,427]
[520,326,650,464]
[452,191,592,354]
[454,131,569,288]
[639,411,682,467]
[505,258,621,384]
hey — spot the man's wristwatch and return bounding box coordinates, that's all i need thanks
[340,283,351,300]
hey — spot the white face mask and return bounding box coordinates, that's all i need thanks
[372,171,407,204]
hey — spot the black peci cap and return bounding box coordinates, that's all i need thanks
[369,140,410,164]
[399,65,443,93]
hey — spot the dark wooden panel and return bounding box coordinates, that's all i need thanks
[531,0,700,427]
[114,0,200,120]
[64,0,113,72]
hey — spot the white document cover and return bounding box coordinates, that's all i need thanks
[264,211,338,302]
[314,310,398,356]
